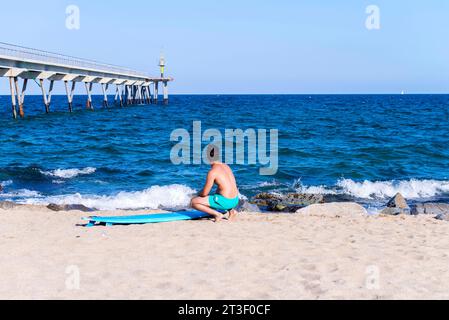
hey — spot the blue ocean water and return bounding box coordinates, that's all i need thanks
[1,94,449,210]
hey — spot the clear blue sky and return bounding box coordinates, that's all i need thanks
[1,0,449,94]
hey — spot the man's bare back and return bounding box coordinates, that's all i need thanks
[191,162,239,222]
[210,163,239,199]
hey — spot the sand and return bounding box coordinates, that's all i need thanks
[1,204,449,300]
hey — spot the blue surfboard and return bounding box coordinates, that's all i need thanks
[82,210,211,227]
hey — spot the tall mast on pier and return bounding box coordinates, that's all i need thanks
[159,53,166,78]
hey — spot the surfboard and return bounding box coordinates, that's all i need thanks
[82,211,211,227]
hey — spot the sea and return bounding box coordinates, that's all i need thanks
[1,94,449,212]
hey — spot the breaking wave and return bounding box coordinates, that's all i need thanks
[20,184,197,211]
[295,178,449,200]
[40,167,97,179]
[4,179,449,211]
[337,179,449,199]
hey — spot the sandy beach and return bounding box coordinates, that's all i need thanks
[1,203,449,300]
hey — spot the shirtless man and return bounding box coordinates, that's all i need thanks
[191,146,239,222]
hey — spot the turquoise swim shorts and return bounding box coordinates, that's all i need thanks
[208,194,239,211]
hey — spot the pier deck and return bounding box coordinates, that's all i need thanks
[0,42,172,118]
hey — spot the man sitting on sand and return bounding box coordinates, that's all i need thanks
[191,145,240,222]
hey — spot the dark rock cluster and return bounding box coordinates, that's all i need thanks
[381,193,410,215]
[380,193,449,221]
[248,191,449,222]
[250,192,325,213]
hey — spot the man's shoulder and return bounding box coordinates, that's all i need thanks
[209,166,220,174]
[208,167,219,176]
[209,164,226,175]
[214,162,231,169]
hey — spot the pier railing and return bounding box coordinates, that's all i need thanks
[0,42,148,78]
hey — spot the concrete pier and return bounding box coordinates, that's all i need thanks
[0,42,173,118]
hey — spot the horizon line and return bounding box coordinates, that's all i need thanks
[1,93,449,96]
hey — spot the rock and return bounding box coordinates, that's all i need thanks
[435,213,449,221]
[284,193,325,205]
[267,203,304,213]
[0,201,21,210]
[47,204,62,211]
[251,192,325,212]
[386,193,409,209]
[47,204,95,212]
[272,203,287,212]
[251,193,283,207]
[296,202,367,218]
[380,208,404,216]
[381,193,410,215]
[411,203,449,216]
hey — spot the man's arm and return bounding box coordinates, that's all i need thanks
[199,171,215,197]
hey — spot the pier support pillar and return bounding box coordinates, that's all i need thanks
[119,85,124,107]
[140,86,143,104]
[138,85,143,104]
[114,86,119,105]
[14,78,28,118]
[101,84,109,108]
[9,77,17,119]
[48,80,54,109]
[64,81,76,112]
[39,79,54,113]
[163,81,168,105]
[20,79,28,118]
[125,85,131,105]
[114,84,123,107]
[128,85,132,105]
[143,86,150,104]
[141,86,145,104]
[133,85,138,104]
[148,85,153,104]
[154,82,159,104]
[147,87,151,104]
[39,79,48,113]
[85,82,93,110]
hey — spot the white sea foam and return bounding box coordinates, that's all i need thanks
[21,184,197,211]
[0,189,42,198]
[257,180,282,187]
[295,178,449,200]
[238,193,249,201]
[240,180,283,190]
[41,167,97,179]
[292,178,336,195]
[7,179,449,211]
[337,178,449,199]
[296,184,338,195]
[1,180,13,188]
